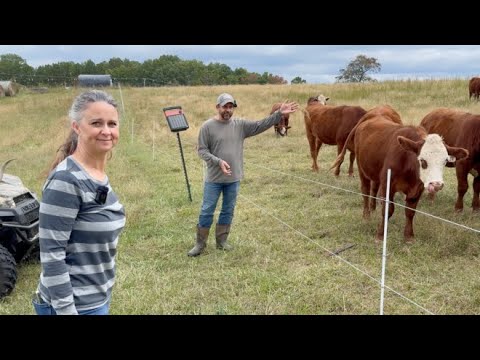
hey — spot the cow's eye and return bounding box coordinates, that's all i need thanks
[419,159,428,169]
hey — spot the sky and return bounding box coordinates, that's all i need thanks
[0,45,479,84]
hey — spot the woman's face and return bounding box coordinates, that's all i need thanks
[73,101,119,155]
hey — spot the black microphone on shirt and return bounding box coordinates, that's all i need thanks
[95,186,109,205]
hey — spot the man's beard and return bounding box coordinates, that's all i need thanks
[221,112,232,120]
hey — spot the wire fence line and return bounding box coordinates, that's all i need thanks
[121,88,478,314]
[179,136,479,236]
[171,138,436,314]
[248,163,480,235]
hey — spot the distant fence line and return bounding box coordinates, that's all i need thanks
[0,72,476,87]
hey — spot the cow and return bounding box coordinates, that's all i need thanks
[303,98,366,176]
[420,108,480,212]
[331,105,403,210]
[271,95,329,137]
[332,109,468,243]
[469,77,480,100]
[270,103,292,137]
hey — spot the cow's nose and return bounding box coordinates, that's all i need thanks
[428,181,444,193]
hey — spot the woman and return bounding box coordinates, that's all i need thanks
[33,90,126,315]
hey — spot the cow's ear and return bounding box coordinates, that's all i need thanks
[287,126,292,129]
[445,144,469,161]
[326,97,330,101]
[397,136,422,155]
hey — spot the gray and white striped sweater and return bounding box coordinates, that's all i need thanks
[36,156,125,315]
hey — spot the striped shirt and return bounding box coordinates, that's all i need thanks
[36,156,126,315]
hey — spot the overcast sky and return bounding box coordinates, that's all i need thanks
[0,45,478,84]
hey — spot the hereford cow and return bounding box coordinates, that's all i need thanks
[271,95,329,137]
[333,111,468,243]
[469,77,480,100]
[331,105,403,210]
[420,108,479,212]
[304,99,366,176]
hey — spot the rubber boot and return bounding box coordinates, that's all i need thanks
[216,224,233,251]
[187,225,209,257]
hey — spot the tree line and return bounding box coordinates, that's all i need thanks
[0,53,288,87]
[0,53,382,86]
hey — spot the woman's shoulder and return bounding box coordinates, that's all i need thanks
[47,158,80,183]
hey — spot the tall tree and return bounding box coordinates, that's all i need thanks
[0,54,34,82]
[335,54,381,83]
[291,76,306,84]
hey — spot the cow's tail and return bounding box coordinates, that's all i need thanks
[0,159,15,182]
[301,108,311,125]
[330,114,368,173]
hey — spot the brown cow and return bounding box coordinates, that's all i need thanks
[331,105,403,210]
[270,103,292,137]
[271,95,329,137]
[469,77,480,100]
[304,99,366,176]
[343,116,467,242]
[420,108,480,212]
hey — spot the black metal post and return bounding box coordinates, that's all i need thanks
[176,132,192,202]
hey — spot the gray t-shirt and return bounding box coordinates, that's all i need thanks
[198,110,282,183]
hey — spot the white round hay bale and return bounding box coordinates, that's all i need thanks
[0,81,17,96]
[0,85,5,97]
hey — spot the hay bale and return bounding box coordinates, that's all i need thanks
[0,85,4,97]
[0,81,19,96]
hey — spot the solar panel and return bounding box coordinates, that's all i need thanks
[163,106,189,132]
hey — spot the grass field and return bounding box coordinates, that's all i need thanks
[1,80,480,314]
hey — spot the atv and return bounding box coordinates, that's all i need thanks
[0,159,40,299]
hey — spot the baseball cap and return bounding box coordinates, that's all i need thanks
[216,93,237,107]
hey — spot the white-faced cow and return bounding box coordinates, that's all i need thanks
[420,108,479,212]
[332,107,468,242]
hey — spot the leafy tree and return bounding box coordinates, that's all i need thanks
[0,53,34,83]
[0,52,290,87]
[335,54,381,83]
[291,76,306,84]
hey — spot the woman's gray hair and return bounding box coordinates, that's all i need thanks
[68,89,118,123]
[47,90,119,174]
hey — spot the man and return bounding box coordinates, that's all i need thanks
[188,93,299,256]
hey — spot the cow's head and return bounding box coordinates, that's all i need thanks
[307,94,329,106]
[397,134,469,194]
[275,115,291,136]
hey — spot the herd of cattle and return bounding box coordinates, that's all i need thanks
[272,86,480,243]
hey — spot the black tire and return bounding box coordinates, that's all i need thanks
[23,243,40,263]
[0,244,17,299]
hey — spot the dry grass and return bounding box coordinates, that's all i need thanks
[1,80,480,314]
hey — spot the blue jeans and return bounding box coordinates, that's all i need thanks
[198,181,240,228]
[32,296,110,315]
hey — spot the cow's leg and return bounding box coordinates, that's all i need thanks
[348,150,355,177]
[370,181,379,212]
[314,139,323,169]
[334,143,343,177]
[306,130,319,172]
[472,175,480,211]
[358,170,371,220]
[403,186,424,243]
[455,160,470,212]
[375,184,395,243]
[309,138,323,172]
